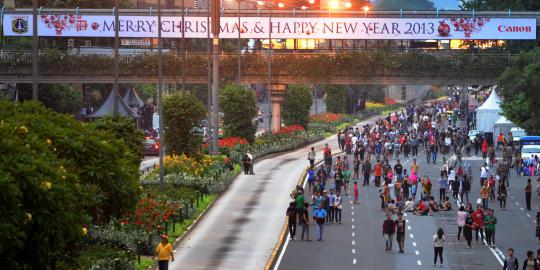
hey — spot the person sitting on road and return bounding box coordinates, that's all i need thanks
[387,199,398,215]
[404,198,415,212]
[429,196,439,213]
[440,196,452,211]
[414,199,429,216]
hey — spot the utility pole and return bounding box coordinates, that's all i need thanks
[158,0,165,192]
[237,0,242,84]
[181,0,186,90]
[206,0,213,154]
[113,0,120,115]
[266,8,272,141]
[211,0,221,155]
[31,0,38,100]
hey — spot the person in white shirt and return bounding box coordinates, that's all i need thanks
[480,164,489,186]
[433,228,446,267]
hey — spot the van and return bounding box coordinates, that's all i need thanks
[511,127,527,143]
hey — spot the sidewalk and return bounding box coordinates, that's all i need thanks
[169,117,373,270]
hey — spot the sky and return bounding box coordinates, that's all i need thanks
[432,0,461,10]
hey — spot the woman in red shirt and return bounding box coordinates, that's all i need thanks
[472,205,485,245]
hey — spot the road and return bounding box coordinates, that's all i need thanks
[278,145,540,269]
[167,116,373,270]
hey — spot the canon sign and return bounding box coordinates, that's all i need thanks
[498,25,532,32]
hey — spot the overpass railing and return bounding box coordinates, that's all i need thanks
[0,50,521,80]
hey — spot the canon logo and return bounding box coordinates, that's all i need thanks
[498,25,532,32]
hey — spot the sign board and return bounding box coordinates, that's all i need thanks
[2,14,537,40]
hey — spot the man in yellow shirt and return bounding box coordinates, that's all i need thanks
[155,235,175,270]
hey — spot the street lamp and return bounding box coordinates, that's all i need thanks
[344,2,352,9]
[363,5,369,17]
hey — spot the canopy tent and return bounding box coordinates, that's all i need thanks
[493,115,515,143]
[475,88,501,133]
[88,90,140,118]
[123,88,145,108]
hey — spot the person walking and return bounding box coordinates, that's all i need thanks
[155,235,175,270]
[382,213,395,253]
[334,190,343,224]
[485,208,497,247]
[308,147,316,167]
[433,228,446,267]
[503,248,519,270]
[526,178,533,211]
[286,202,297,241]
[395,212,406,253]
[464,212,474,248]
[300,203,311,241]
[473,205,485,245]
[457,206,467,242]
[353,180,359,204]
[362,158,372,187]
[523,250,538,270]
[498,180,508,210]
[313,206,327,241]
[438,175,448,203]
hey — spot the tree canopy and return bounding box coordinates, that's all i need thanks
[499,48,540,134]
[282,84,313,129]
[324,85,347,114]
[163,92,207,156]
[376,0,435,10]
[220,85,258,143]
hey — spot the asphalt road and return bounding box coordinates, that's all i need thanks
[278,144,540,270]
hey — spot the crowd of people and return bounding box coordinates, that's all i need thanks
[286,95,540,269]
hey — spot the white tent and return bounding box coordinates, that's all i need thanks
[88,90,140,118]
[475,88,501,132]
[493,115,514,143]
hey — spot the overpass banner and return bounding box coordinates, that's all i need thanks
[3,14,536,40]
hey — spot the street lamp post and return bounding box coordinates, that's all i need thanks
[237,0,242,84]
[31,0,38,100]
[157,0,165,192]
[211,0,221,155]
[113,0,120,115]
[267,6,272,140]
[181,0,186,90]
[206,0,212,154]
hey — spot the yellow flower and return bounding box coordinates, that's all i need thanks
[46,139,52,144]
[82,227,88,236]
[26,213,32,221]
[18,126,28,134]
[41,181,52,190]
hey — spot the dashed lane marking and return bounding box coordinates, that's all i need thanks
[527,214,532,218]
[352,232,355,237]
[352,249,356,254]
[409,233,414,239]
[352,240,356,245]
[407,226,412,230]
[415,250,419,255]
[521,208,525,211]
[353,259,357,265]
[417,260,422,266]
[412,242,417,247]
[515,202,520,205]
[352,218,355,222]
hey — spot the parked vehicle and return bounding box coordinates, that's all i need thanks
[144,137,160,156]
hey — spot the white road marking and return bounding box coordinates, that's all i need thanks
[417,260,422,266]
[511,196,515,199]
[353,259,357,265]
[352,249,356,254]
[407,226,412,230]
[352,232,355,237]
[352,240,356,245]
[403,213,408,217]
[415,250,419,255]
[352,212,354,216]
[352,218,355,222]
[412,242,417,247]
[521,207,525,211]
[352,225,355,229]
[351,206,354,210]
[409,233,414,239]
[527,214,532,218]
[515,202,520,205]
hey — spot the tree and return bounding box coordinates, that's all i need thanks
[92,116,145,164]
[459,0,540,11]
[220,85,258,143]
[163,92,207,155]
[282,84,313,128]
[324,85,347,114]
[499,48,540,134]
[376,0,435,10]
[0,101,142,268]
[39,84,83,115]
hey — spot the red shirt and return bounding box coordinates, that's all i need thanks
[473,210,485,228]
[418,201,427,212]
[374,163,382,177]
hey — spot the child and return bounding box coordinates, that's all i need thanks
[353,180,359,205]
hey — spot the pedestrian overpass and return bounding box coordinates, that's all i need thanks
[0,9,537,85]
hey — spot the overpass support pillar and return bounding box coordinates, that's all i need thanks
[269,84,287,132]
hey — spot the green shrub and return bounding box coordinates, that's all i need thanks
[163,92,207,156]
[324,85,347,113]
[282,84,313,128]
[92,116,145,164]
[220,85,258,143]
